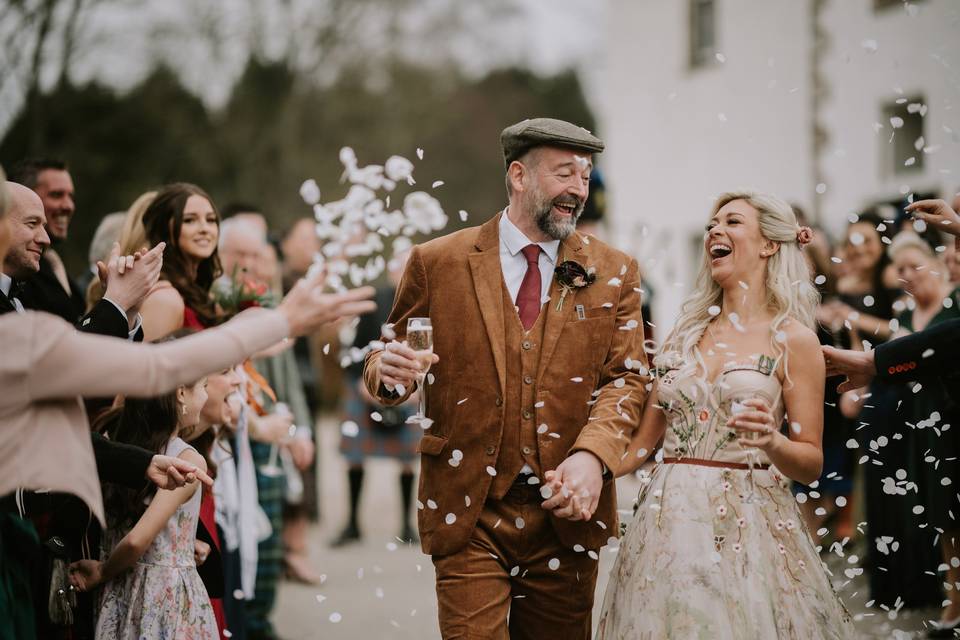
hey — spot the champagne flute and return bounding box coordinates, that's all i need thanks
[731,396,764,504]
[406,317,433,424]
[260,402,293,477]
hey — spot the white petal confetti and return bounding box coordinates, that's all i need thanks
[445,513,457,525]
[486,466,498,476]
[548,558,560,571]
[329,613,342,623]
[708,305,721,317]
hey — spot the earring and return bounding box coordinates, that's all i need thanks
[181,404,188,416]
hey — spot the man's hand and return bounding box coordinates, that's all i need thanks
[540,451,604,521]
[99,242,165,316]
[147,454,213,490]
[379,340,438,391]
[907,199,960,237]
[822,345,877,393]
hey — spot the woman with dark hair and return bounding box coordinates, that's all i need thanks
[139,183,223,339]
[73,374,218,639]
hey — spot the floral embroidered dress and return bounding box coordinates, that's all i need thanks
[96,437,218,640]
[597,359,856,639]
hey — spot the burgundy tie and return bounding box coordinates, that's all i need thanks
[517,244,542,330]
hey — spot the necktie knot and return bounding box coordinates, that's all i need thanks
[9,280,24,299]
[521,244,541,266]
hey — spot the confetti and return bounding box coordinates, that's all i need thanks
[486,466,498,476]
[432,180,444,189]
[445,513,457,525]
[708,305,721,317]
[459,210,469,221]
[548,558,560,571]
[329,613,342,623]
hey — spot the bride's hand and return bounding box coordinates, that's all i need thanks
[727,398,782,453]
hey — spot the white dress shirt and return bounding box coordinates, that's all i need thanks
[498,210,559,306]
[0,273,24,313]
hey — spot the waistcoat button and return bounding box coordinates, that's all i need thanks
[495,397,503,407]
[485,446,496,455]
[522,340,532,350]
[522,409,532,420]
[523,375,533,385]
[522,446,533,455]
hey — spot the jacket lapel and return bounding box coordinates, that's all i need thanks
[536,232,586,383]
[468,213,507,395]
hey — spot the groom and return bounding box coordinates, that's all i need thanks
[363,118,648,638]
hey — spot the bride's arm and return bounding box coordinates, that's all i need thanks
[616,381,666,477]
[733,324,824,485]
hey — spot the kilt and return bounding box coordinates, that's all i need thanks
[338,374,419,465]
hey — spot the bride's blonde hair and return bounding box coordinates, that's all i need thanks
[656,189,819,384]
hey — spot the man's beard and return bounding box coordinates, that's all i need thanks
[527,188,584,241]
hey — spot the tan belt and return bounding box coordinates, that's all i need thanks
[661,456,770,471]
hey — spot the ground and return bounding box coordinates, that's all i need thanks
[273,418,938,639]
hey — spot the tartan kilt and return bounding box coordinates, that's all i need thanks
[338,374,419,465]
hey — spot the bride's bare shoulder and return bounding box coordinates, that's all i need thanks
[778,319,823,373]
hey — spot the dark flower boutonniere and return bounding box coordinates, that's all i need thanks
[554,260,596,311]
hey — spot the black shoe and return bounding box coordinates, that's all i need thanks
[330,524,361,547]
[398,524,419,544]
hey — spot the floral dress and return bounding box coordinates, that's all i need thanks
[96,437,218,640]
[597,358,856,639]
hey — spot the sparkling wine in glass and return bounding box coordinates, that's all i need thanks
[731,396,763,504]
[407,317,433,423]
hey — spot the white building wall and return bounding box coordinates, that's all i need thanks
[599,0,959,334]
[819,0,960,237]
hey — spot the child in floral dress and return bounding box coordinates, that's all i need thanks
[70,377,218,640]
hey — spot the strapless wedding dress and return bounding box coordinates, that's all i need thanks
[596,358,856,639]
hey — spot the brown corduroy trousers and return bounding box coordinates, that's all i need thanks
[431,483,599,639]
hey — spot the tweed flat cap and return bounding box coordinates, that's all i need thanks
[500,118,604,167]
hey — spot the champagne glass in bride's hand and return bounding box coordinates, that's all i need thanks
[406,317,433,424]
[726,396,762,504]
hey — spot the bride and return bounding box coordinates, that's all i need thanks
[596,190,855,639]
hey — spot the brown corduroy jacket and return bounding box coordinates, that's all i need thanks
[363,212,650,556]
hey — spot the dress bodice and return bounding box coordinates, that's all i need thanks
[127,437,202,568]
[657,356,784,467]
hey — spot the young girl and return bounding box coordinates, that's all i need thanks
[70,377,218,639]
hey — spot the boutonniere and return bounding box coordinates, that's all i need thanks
[553,260,596,311]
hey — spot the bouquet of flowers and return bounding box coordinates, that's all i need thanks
[212,265,278,318]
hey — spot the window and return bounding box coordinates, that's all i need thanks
[882,97,925,175]
[689,0,716,69]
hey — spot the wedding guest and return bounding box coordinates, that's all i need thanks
[0,167,375,639]
[78,212,125,302]
[9,158,85,322]
[279,218,328,524]
[886,230,960,633]
[334,249,419,546]
[139,182,223,339]
[117,191,157,254]
[86,190,157,311]
[72,373,218,639]
[1,181,173,639]
[825,198,960,386]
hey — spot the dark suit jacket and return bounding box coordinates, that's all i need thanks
[876,318,960,385]
[19,253,86,323]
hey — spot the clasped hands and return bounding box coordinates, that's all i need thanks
[96,241,165,319]
[541,451,604,522]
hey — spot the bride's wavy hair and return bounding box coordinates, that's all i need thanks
[656,189,819,386]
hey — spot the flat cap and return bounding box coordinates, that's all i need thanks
[500,118,604,167]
